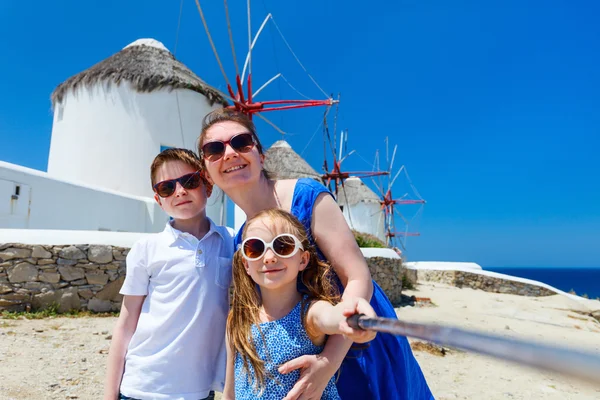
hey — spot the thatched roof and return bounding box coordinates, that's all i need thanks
[336,177,381,206]
[51,38,228,107]
[265,140,322,181]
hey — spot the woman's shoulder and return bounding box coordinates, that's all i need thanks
[279,178,332,201]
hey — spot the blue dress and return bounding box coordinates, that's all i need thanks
[235,178,433,400]
[233,297,340,399]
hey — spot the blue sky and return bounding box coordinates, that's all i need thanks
[1,1,599,268]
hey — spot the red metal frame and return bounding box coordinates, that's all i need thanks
[226,74,335,118]
[379,188,426,247]
[322,160,388,195]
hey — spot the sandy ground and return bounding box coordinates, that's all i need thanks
[1,282,599,400]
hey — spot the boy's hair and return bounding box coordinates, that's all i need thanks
[198,108,272,180]
[150,148,213,197]
[227,208,340,392]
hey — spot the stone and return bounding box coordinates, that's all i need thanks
[86,271,109,285]
[0,261,12,268]
[88,245,113,264]
[0,283,12,294]
[78,289,94,300]
[0,298,22,308]
[31,246,52,259]
[32,287,80,312]
[107,270,119,281]
[1,292,30,301]
[23,282,45,290]
[0,248,32,261]
[58,266,85,282]
[87,298,113,313]
[37,259,56,266]
[78,263,100,270]
[112,250,126,261]
[57,258,78,266]
[39,272,61,283]
[8,262,38,283]
[71,279,87,286]
[95,276,124,302]
[58,246,86,260]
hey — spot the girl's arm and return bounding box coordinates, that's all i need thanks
[222,335,236,400]
[279,193,376,400]
[103,295,145,400]
[307,298,378,344]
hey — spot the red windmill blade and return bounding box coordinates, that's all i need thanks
[321,103,388,197]
[371,138,426,250]
[195,1,336,122]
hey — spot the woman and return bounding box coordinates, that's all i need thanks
[198,109,433,400]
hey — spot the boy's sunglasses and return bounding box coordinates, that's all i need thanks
[201,132,256,162]
[153,171,203,198]
[241,234,304,261]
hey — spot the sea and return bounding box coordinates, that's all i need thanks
[485,267,600,299]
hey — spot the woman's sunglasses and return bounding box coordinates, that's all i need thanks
[201,132,256,162]
[241,234,304,261]
[153,171,203,198]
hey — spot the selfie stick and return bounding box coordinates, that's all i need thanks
[347,314,600,386]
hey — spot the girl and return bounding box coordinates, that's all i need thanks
[223,209,376,399]
[199,108,432,400]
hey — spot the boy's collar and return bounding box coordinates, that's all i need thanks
[164,217,224,244]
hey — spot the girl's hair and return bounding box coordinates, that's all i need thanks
[150,147,213,197]
[227,208,340,390]
[197,108,272,179]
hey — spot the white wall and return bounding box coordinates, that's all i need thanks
[0,161,165,232]
[48,82,219,198]
[1,162,228,232]
[343,202,385,241]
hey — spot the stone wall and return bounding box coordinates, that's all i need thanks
[0,242,409,312]
[365,256,405,305]
[0,244,127,313]
[413,269,556,297]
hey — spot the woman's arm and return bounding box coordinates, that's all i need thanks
[279,193,376,400]
[103,295,145,400]
[307,298,378,344]
[312,192,374,301]
[222,335,236,400]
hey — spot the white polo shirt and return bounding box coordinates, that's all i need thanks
[119,218,234,400]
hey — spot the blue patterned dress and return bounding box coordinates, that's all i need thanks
[235,178,434,400]
[233,297,340,399]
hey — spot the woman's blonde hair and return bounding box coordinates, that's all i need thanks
[227,208,340,391]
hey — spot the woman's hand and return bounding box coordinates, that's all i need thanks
[338,297,377,343]
[278,353,336,400]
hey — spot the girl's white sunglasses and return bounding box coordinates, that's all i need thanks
[240,234,304,261]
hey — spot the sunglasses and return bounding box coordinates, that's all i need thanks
[201,132,256,162]
[241,234,304,261]
[153,171,203,198]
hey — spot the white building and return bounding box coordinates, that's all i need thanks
[336,177,385,241]
[1,38,228,231]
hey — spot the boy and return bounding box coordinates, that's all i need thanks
[104,148,234,400]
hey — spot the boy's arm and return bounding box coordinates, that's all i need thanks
[307,297,377,344]
[103,295,145,400]
[222,334,236,400]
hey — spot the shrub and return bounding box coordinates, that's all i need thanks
[352,230,386,248]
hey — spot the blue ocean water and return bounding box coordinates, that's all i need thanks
[485,267,600,299]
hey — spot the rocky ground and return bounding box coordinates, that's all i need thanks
[1,282,599,400]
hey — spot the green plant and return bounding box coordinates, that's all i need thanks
[352,230,386,248]
[401,273,415,290]
[1,304,118,320]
